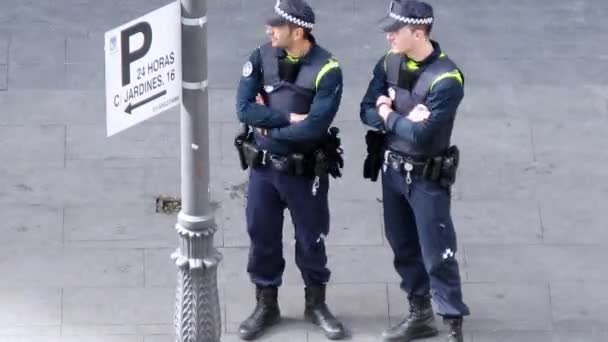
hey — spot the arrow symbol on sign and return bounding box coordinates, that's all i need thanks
[125,90,167,114]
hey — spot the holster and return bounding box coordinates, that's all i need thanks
[242,141,263,168]
[363,130,386,182]
[234,124,253,170]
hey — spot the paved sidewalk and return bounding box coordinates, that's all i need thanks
[1,0,607,341]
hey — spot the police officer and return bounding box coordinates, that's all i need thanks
[359,1,469,341]
[235,0,345,340]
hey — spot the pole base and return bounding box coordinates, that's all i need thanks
[174,250,222,342]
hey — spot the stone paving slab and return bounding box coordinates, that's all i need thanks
[1,0,606,341]
[0,125,65,168]
[534,167,608,203]
[539,196,608,245]
[452,115,535,165]
[0,34,8,64]
[464,245,608,283]
[67,123,180,161]
[0,288,61,328]
[449,283,552,332]
[514,85,608,122]
[0,90,104,125]
[65,63,104,90]
[452,160,539,201]
[453,198,542,244]
[550,282,608,331]
[62,288,173,327]
[1,204,63,247]
[0,327,60,337]
[63,204,178,249]
[0,65,6,90]
[9,35,65,65]
[0,247,143,287]
[65,37,103,65]
[472,330,608,342]
[532,118,608,167]
[0,337,143,342]
[7,63,67,90]
[0,166,146,206]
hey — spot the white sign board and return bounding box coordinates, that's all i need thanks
[104,2,181,137]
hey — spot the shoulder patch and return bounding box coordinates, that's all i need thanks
[242,61,253,77]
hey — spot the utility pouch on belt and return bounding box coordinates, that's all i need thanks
[439,145,459,189]
[422,146,460,188]
[428,156,443,181]
[291,153,306,176]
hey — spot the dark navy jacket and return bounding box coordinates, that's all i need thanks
[236,40,343,155]
[360,42,464,157]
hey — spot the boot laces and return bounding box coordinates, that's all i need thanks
[447,320,461,338]
[396,304,419,325]
[408,300,425,316]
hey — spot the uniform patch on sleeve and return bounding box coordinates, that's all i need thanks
[242,61,253,77]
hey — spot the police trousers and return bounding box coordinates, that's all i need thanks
[246,165,331,287]
[382,166,470,317]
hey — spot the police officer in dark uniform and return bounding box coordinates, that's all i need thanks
[234,0,346,340]
[360,1,469,341]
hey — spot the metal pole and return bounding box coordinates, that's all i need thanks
[172,0,222,340]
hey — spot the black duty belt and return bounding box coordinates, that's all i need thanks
[384,150,429,184]
[260,150,310,175]
[237,132,344,196]
[241,140,313,177]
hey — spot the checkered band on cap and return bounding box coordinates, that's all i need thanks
[389,11,433,25]
[274,0,314,29]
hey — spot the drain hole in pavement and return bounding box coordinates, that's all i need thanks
[155,197,222,214]
[155,196,182,214]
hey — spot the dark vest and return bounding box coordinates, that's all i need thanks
[254,42,332,154]
[384,50,462,157]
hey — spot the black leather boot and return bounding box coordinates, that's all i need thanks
[444,317,463,342]
[304,285,346,340]
[382,296,438,341]
[238,286,280,340]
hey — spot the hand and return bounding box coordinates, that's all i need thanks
[378,103,393,122]
[255,94,265,105]
[376,95,392,109]
[289,113,308,123]
[407,104,431,122]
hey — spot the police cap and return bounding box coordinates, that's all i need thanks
[266,0,315,30]
[380,0,434,33]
